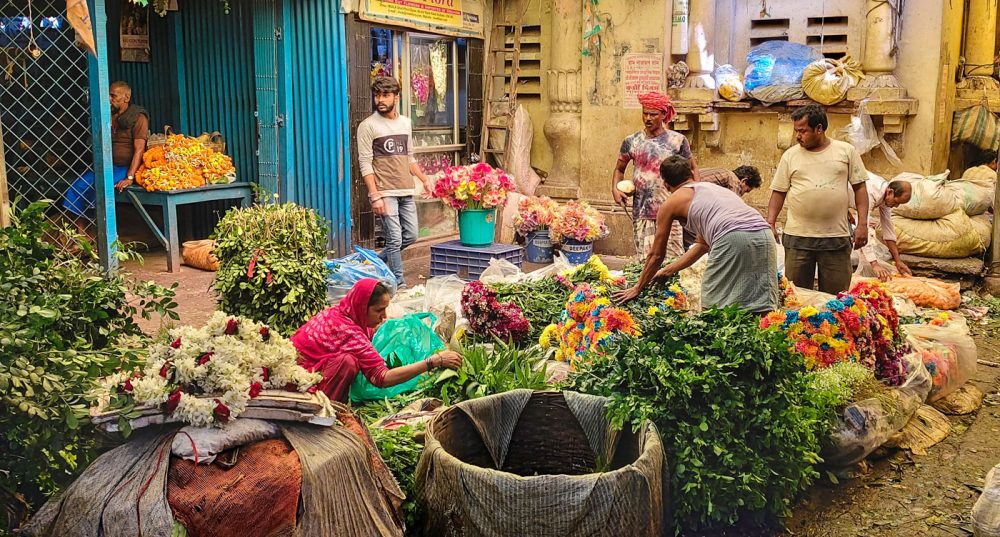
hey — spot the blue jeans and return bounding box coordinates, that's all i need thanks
[379,195,418,285]
[62,166,129,217]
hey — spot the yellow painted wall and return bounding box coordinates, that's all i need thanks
[511,0,961,255]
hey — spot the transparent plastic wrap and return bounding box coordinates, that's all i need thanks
[835,103,902,166]
[904,322,978,402]
[884,277,962,310]
[821,351,932,467]
[973,464,1000,537]
[325,246,398,304]
[744,41,823,104]
[479,257,525,284]
[714,64,745,102]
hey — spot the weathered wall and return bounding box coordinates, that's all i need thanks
[508,0,958,256]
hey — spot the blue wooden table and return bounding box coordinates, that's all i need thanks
[116,183,253,272]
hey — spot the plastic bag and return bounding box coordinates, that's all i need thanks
[349,313,444,403]
[423,275,467,342]
[903,322,978,402]
[892,171,959,220]
[835,102,903,166]
[678,256,709,312]
[326,246,398,304]
[181,239,220,271]
[884,276,961,310]
[479,257,525,284]
[973,464,1000,537]
[744,41,823,105]
[714,64,744,102]
[821,350,932,467]
[801,56,862,105]
[889,210,985,258]
[524,251,575,281]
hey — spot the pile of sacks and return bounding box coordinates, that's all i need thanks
[882,167,995,258]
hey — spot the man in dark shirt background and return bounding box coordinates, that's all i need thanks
[62,80,148,236]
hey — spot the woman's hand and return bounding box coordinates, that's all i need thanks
[434,350,463,370]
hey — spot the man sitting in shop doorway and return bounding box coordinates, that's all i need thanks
[62,80,148,238]
[357,76,433,290]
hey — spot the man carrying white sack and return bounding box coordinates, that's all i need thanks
[851,172,914,280]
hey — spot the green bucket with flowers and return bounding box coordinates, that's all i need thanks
[431,163,516,248]
[458,209,497,247]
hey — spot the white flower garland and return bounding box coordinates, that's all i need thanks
[96,311,321,427]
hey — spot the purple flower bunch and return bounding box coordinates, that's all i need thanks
[461,281,531,342]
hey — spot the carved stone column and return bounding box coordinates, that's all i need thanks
[540,0,582,199]
[847,0,906,100]
[957,0,1000,94]
[677,0,715,100]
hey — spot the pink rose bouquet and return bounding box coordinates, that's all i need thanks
[432,163,516,211]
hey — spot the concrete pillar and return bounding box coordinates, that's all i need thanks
[848,0,906,99]
[539,0,582,199]
[678,0,715,99]
[964,0,998,78]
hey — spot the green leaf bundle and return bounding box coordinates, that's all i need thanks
[213,202,329,336]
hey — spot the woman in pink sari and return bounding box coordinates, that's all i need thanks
[291,278,462,403]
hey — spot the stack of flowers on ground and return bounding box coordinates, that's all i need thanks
[540,284,639,364]
[460,281,532,343]
[93,312,321,427]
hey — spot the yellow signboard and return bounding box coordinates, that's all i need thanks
[360,0,484,38]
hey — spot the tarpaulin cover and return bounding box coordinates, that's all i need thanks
[416,390,666,537]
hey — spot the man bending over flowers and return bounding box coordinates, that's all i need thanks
[615,156,780,313]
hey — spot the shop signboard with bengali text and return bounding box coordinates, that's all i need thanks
[360,0,484,39]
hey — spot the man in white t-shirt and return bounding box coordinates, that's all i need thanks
[850,172,913,280]
[767,104,869,294]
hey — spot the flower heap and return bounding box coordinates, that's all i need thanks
[136,135,235,191]
[540,284,639,364]
[512,196,560,237]
[550,200,610,244]
[461,281,531,342]
[433,163,516,211]
[555,256,626,288]
[94,312,321,427]
[761,280,906,385]
[647,283,689,314]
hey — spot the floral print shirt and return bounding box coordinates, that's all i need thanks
[618,130,693,219]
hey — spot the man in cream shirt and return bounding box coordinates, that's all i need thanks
[767,104,869,294]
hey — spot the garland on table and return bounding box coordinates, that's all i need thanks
[539,284,639,364]
[461,281,532,342]
[93,312,321,427]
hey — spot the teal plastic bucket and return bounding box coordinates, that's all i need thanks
[561,238,594,265]
[525,229,554,263]
[458,209,497,247]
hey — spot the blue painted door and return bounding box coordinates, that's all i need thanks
[254,0,282,197]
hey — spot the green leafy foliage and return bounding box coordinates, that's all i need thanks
[422,341,551,406]
[490,278,567,342]
[570,308,825,532]
[0,202,177,530]
[213,202,330,336]
[368,424,426,532]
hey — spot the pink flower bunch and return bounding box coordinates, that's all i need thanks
[460,281,531,342]
[513,196,559,236]
[411,69,430,105]
[550,200,609,243]
[432,163,516,211]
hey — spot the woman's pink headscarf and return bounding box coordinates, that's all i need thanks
[335,277,380,340]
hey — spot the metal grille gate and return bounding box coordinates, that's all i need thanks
[1,0,95,239]
[253,0,280,197]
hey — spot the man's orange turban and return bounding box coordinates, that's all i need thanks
[637,92,676,122]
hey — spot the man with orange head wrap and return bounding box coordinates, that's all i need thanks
[612,91,698,260]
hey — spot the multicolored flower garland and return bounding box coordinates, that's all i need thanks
[540,284,639,364]
[93,312,321,427]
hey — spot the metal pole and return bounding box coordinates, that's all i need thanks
[88,0,118,271]
[0,120,9,228]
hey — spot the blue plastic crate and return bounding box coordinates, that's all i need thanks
[430,240,523,280]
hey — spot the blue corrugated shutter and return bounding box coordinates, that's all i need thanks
[285,1,352,254]
[254,0,281,196]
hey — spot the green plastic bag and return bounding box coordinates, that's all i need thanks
[349,313,445,403]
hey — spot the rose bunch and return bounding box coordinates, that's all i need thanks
[512,196,559,236]
[461,281,531,342]
[432,163,516,211]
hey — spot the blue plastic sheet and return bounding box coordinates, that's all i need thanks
[744,41,823,104]
[325,246,398,304]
